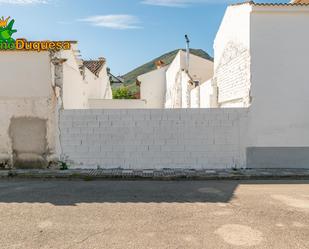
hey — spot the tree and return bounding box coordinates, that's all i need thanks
[112,86,133,99]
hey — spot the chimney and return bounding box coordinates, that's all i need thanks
[155,60,165,69]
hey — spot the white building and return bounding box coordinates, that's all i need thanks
[190,78,218,108]
[212,0,309,167]
[213,0,309,108]
[0,42,112,168]
[138,50,214,109]
[137,64,169,109]
[59,43,112,109]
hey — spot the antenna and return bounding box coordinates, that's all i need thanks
[185,34,190,44]
[185,35,190,72]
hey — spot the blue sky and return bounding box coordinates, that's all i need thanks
[1,0,288,75]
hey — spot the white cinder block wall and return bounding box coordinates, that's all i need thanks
[60,109,248,169]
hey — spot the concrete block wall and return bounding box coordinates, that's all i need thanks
[60,109,248,169]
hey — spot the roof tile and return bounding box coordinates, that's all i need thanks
[83,58,106,77]
[231,1,309,7]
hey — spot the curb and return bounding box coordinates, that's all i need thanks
[1,169,309,181]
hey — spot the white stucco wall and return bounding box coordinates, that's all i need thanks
[60,48,89,109]
[180,71,193,108]
[214,4,252,107]
[190,87,200,108]
[138,66,168,108]
[187,51,214,84]
[84,68,100,99]
[88,99,148,109]
[190,79,218,108]
[86,64,112,100]
[165,52,183,108]
[100,64,113,100]
[0,52,52,98]
[0,51,58,165]
[200,79,218,108]
[247,5,309,147]
[214,4,251,70]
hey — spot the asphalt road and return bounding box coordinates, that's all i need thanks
[0,179,308,249]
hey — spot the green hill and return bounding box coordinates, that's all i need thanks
[122,49,213,89]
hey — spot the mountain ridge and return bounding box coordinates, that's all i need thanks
[121,48,213,88]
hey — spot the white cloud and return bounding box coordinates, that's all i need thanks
[79,15,141,30]
[141,0,234,7]
[0,0,47,4]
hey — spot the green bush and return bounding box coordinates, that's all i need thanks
[112,86,133,99]
[59,161,69,170]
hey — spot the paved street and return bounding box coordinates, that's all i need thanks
[0,179,308,249]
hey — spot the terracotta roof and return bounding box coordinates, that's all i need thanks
[292,0,309,3]
[231,1,309,7]
[83,58,106,77]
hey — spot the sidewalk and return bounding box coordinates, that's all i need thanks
[1,168,309,180]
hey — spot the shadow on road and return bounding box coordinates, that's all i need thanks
[0,179,307,206]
